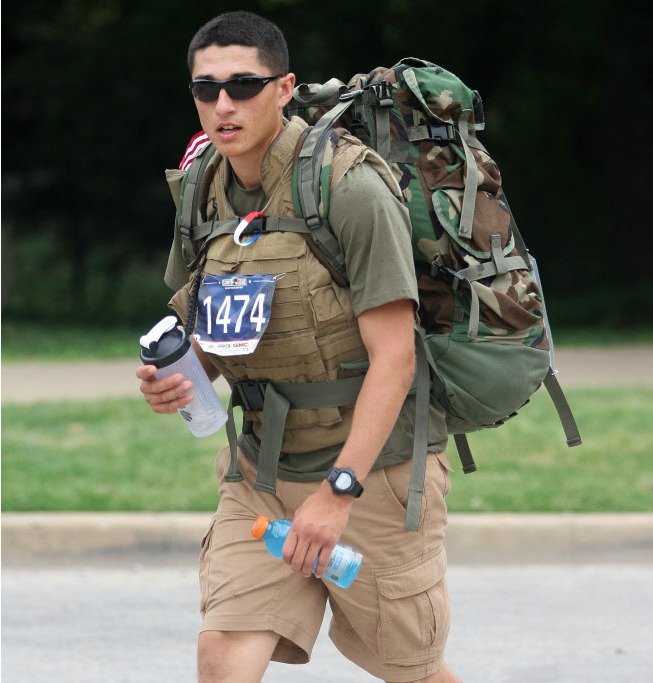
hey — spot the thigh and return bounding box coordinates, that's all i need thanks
[199,447,329,664]
[327,452,452,681]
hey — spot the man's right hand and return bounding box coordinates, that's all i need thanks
[136,365,194,414]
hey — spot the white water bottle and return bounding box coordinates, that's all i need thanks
[140,316,228,437]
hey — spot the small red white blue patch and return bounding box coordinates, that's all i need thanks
[179,131,211,170]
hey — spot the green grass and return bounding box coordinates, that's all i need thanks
[2,322,141,361]
[2,387,652,512]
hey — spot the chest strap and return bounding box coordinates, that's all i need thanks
[223,376,366,494]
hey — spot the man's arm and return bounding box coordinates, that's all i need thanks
[281,298,416,578]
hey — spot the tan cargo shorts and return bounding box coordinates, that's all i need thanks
[199,447,453,682]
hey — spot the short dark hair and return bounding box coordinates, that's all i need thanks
[187,11,289,76]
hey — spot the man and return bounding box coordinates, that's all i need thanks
[137,10,461,683]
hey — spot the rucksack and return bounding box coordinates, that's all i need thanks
[285,57,581,470]
[175,57,581,528]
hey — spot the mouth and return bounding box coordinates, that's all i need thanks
[216,123,241,139]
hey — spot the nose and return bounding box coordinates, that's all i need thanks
[214,86,236,114]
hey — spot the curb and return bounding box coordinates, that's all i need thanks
[3,512,652,567]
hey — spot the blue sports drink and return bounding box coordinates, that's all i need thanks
[251,515,362,588]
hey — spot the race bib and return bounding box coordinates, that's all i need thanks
[195,274,279,356]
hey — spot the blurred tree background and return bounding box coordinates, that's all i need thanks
[3,0,652,329]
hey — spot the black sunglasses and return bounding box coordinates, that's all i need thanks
[189,75,282,102]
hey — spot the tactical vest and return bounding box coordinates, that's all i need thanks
[168,118,405,492]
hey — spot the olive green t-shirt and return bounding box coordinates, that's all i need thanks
[226,162,448,479]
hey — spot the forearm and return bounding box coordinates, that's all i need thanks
[331,350,414,483]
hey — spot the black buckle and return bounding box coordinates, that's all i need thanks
[425,123,456,144]
[430,261,463,287]
[233,381,268,411]
[350,118,370,139]
[238,216,267,236]
[179,223,192,240]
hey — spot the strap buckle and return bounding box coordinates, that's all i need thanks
[371,82,394,107]
[238,215,267,236]
[233,380,268,411]
[304,214,322,230]
[179,223,192,240]
[430,260,464,288]
[424,123,456,144]
[339,88,364,102]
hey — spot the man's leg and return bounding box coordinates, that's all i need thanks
[198,630,280,683]
[386,662,463,683]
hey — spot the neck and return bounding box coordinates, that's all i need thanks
[229,158,262,190]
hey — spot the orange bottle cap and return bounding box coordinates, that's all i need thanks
[251,515,270,539]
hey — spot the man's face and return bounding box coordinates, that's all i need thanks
[191,44,294,185]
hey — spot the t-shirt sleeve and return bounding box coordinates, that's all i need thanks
[328,161,418,317]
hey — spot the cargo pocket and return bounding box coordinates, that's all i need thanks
[199,515,217,617]
[376,549,449,665]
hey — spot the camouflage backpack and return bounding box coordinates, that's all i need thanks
[285,57,582,472]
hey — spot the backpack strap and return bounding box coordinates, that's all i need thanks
[177,144,217,261]
[292,96,360,282]
[542,369,583,447]
[404,326,434,531]
[223,375,366,493]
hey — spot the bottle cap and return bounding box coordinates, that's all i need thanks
[139,315,190,368]
[251,515,270,539]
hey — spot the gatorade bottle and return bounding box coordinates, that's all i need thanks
[251,515,362,588]
[140,316,228,437]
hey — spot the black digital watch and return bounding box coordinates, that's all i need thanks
[325,466,364,498]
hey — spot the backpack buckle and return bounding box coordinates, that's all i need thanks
[371,82,394,107]
[339,88,364,102]
[426,123,456,144]
[179,223,193,240]
[238,215,267,236]
[233,380,268,412]
[430,261,464,288]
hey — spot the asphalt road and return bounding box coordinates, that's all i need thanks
[3,562,652,683]
[3,348,653,682]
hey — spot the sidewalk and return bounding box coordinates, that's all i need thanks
[3,345,653,403]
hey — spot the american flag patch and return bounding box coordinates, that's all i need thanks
[179,131,211,170]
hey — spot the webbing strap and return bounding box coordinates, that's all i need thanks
[374,106,392,163]
[543,369,583,447]
[178,145,216,261]
[255,384,290,494]
[225,393,244,483]
[189,215,311,244]
[457,254,530,283]
[295,97,359,278]
[224,374,366,492]
[490,234,510,275]
[453,434,477,473]
[457,110,479,240]
[404,328,432,531]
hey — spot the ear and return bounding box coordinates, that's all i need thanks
[278,72,296,109]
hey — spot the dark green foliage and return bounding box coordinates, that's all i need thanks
[3,0,652,326]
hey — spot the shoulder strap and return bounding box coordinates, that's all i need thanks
[177,143,218,261]
[292,96,360,283]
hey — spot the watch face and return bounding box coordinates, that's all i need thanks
[335,471,353,490]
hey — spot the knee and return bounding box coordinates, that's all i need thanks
[197,629,279,683]
[197,631,233,681]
